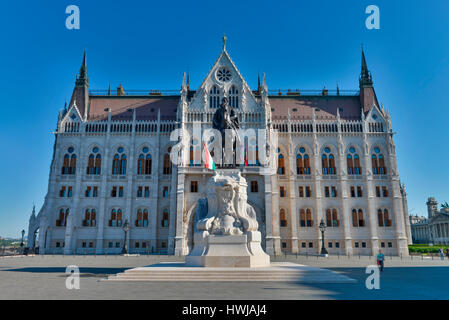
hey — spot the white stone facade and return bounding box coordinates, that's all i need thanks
[27,44,412,256]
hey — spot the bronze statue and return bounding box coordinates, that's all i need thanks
[212,97,239,167]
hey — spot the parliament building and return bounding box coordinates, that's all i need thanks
[27,39,412,256]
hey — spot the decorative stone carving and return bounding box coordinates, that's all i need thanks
[186,170,270,267]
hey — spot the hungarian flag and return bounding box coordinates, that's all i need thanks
[244,142,248,166]
[204,143,216,170]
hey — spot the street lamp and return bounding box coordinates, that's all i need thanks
[20,230,25,248]
[122,220,130,255]
[319,219,328,256]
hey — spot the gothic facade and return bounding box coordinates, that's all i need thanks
[27,41,412,256]
[410,197,449,244]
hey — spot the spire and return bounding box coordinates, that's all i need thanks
[336,82,340,96]
[257,74,261,94]
[108,83,111,96]
[187,72,190,90]
[75,49,89,87]
[360,48,373,87]
[222,34,227,51]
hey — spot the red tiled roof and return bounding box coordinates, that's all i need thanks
[88,96,179,121]
[268,96,361,121]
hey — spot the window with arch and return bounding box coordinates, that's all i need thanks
[136,208,149,227]
[82,209,96,227]
[189,141,201,167]
[137,147,152,175]
[87,147,101,175]
[280,209,287,227]
[372,147,387,175]
[278,153,285,175]
[326,208,340,227]
[322,147,336,175]
[296,147,311,175]
[378,209,392,227]
[161,209,169,228]
[62,147,76,175]
[56,208,69,227]
[300,208,313,227]
[109,208,123,227]
[163,152,172,174]
[347,147,361,175]
[228,85,239,108]
[112,147,126,175]
[209,85,220,108]
[352,209,365,227]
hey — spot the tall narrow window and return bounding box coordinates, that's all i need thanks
[297,147,310,174]
[94,154,101,174]
[250,181,258,193]
[161,209,169,228]
[278,154,285,175]
[322,147,336,174]
[163,154,172,174]
[280,209,287,227]
[62,154,70,174]
[120,155,127,175]
[306,209,313,227]
[300,209,306,227]
[69,154,77,174]
[87,154,95,175]
[347,147,361,175]
[112,154,120,175]
[372,147,387,175]
[228,85,239,108]
[209,85,220,108]
[137,147,152,175]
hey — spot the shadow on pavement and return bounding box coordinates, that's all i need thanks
[2,267,128,276]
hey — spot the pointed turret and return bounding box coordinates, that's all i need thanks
[359,49,373,88]
[358,48,379,116]
[75,49,88,87]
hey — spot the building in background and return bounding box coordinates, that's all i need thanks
[410,197,449,244]
[27,39,411,256]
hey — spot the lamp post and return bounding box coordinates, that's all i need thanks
[319,219,328,256]
[20,230,25,248]
[122,220,130,255]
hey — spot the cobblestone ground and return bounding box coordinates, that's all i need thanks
[0,254,448,300]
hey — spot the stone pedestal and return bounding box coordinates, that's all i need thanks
[186,232,270,268]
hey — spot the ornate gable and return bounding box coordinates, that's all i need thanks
[188,37,261,113]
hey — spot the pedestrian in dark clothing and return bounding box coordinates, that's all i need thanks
[377,250,385,272]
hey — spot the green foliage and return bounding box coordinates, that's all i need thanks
[409,244,449,254]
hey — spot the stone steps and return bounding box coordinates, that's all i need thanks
[105,263,356,283]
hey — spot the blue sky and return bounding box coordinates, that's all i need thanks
[0,0,448,238]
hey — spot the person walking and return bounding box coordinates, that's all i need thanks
[377,250,385,272]
[445,248,449,261]
[439,248,445,261]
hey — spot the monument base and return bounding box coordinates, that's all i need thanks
[185,233,270,268]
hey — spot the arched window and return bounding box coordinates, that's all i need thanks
[163,153,172,174]
[136,208,149,227]
[120,155,127,175]
[352,209,365,227]
[347,147,361,175]
[322,147,336,175]
[306,209,313,227]
[228,85,239,108]
[137,147,152,175]
[296,147,310,174]
[278,154,285,175]
[326,209,340,227]
[112,154,120,175]
[300,208,313,227]
[280,209,287,227]
[378,209,392,227]
[372,147,387,175]
[83,209,96,227]
[95,154,101,174]
[87,154,95,175]
[161,209,169,227]
[56,208,69,226]
[62,154,70,174]
[69,154,77,174]
[109,209,123,227]
[209,85,220,108]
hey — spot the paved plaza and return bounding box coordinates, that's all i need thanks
[0,255,448,300]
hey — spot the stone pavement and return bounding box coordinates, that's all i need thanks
[0,255,448,300]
